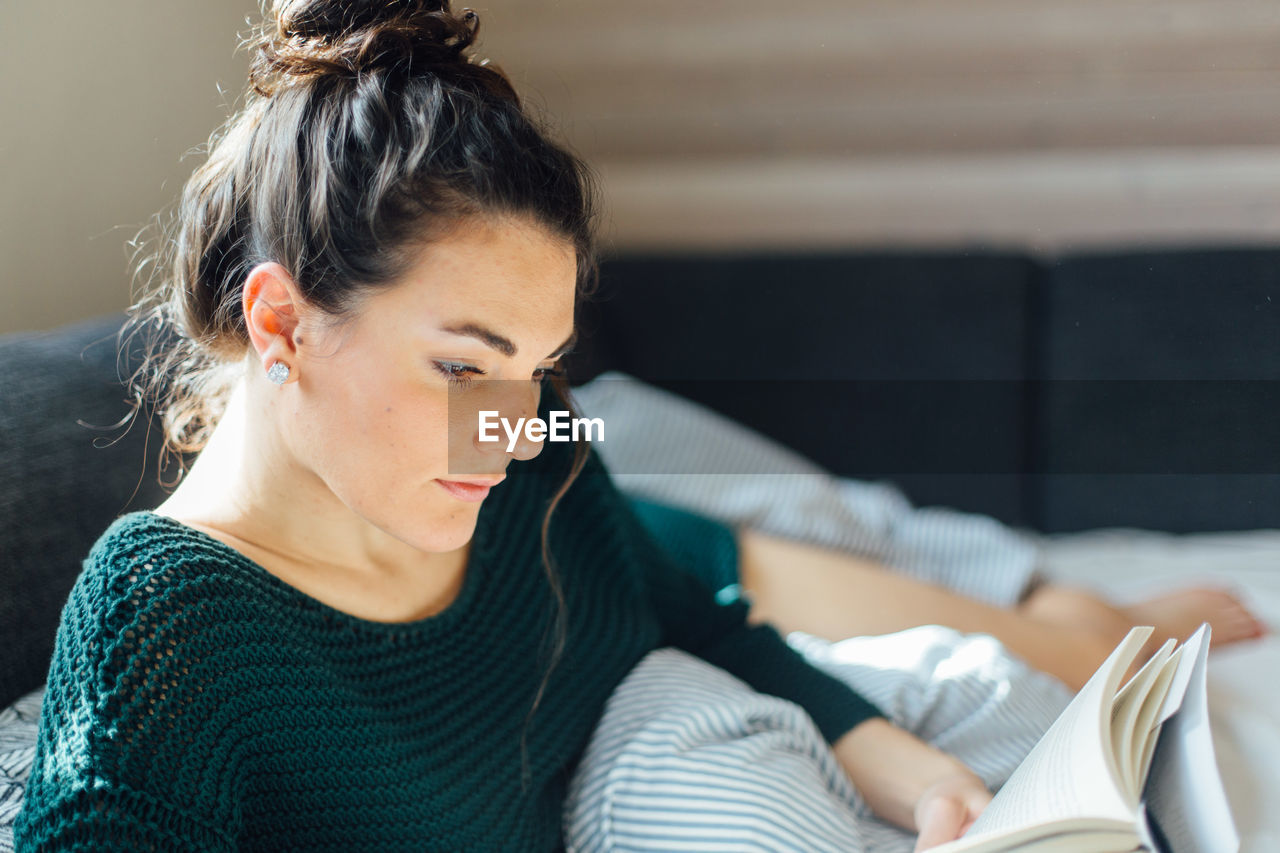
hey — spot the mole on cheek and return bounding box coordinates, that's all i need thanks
[385,406,392,413]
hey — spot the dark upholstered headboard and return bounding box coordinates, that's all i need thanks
[566,247,1280,534]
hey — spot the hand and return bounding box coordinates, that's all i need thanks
[912,770,993,852]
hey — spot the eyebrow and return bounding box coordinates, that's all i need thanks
[439,322,578,360]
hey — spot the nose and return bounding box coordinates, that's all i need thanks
[474,379,545,462]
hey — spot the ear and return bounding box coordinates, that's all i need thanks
[241,262,305,376]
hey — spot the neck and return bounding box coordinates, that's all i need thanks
[156,376,466,581]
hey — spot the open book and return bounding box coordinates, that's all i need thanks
[929,624,1238,853]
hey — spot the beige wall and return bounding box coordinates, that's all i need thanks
[7,1,1280,333]
[1,0,260,334]
[481,0,1280,253]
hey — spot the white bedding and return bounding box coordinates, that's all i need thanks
[1040,528,1280,853]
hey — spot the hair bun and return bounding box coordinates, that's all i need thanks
[251,0,486,94]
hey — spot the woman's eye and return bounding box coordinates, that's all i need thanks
[434,361,562,386]
[432,361,485,387]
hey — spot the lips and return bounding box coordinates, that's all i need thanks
[436,476,505,503]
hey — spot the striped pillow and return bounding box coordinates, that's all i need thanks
[0,687,41,853]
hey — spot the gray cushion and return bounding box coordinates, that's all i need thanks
[0,314,172,707]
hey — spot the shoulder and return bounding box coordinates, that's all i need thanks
[63,511,254,667]
[513,441,627,527]
[58,511,304,715]
[522,442,672,575]
[71,511,261,643]
[484,439,638,564]
[85,509,238,581]
[80,509,309,608]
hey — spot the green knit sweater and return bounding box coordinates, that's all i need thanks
[15,437,882,851]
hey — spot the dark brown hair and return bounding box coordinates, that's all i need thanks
[125,0,600,785]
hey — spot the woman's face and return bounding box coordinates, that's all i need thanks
[276,215,578,556]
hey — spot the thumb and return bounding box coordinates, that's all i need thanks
[913,796,967,852]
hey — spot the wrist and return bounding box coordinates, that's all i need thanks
[832,718,976,833]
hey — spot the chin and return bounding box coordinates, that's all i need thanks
[414,505,483,553]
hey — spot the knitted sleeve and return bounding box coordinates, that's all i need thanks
[588,453,885,745]
[14,544,243,851]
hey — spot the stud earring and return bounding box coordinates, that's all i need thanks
[266,361,291,385]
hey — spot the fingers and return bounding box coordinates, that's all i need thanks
[959,786,993,835]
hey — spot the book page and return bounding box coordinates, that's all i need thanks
[1112,640,1176,798]
[931,627,1154,851]
[1143,625,1240,853]
[1132,648,1182,794]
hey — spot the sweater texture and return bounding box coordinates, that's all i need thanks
[15,436,882,851]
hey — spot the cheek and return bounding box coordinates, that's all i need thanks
[374,396,451,462]
[293,365,451,480]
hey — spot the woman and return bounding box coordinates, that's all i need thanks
[16,2,1033,850]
